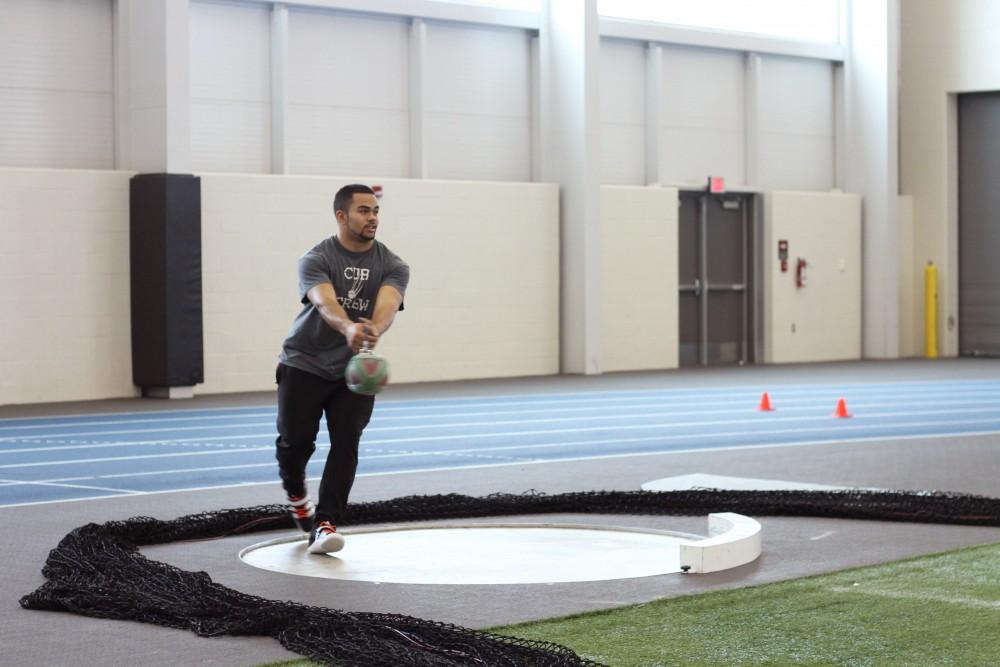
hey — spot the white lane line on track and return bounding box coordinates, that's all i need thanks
[3,380,1000,430]
[0,479,281,508]
[3,428,999,509]
[0,436,250,456]
[0,448,267,468]
[36,464,276,481]
[4,415,1000,471]
[0,440,244,454]
[6,392,1000,441]
[0,478,141,494]
[0,414,281,432]
[25,451,541,485]
[4,404,1000,456]
[356,418,1000,457]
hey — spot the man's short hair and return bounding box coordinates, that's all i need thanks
[334,184,376,216]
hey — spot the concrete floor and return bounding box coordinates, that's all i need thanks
[3,359,1000,666]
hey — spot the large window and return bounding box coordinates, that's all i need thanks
[658,45,746,187]
[599,39,646,185]
[190,0,272,174]
[424,21,533,181]
[0,0,114,169]
[757,55,835,190]
[599,0,841,44]
[287,9,410,177]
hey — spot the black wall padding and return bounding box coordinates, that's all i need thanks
[130,174,204,387]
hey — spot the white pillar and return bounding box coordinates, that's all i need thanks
[115,0,191,173]
[530,35,542,182]
[540,0,602,374]
[744,53,761,187]
[844,0,900,358]
[645,43,662,186]
[271,3,289,174]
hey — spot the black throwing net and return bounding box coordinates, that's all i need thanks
[20,489,1000,666]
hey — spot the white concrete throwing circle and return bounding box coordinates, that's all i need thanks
[239,523,690,585]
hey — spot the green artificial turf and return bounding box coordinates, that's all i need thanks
[261,540,1000,667]
[497,540,1000,666]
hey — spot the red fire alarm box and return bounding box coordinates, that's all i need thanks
[708,176,725,194]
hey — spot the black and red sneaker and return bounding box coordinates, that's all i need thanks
[287,494,315,533]
[308,521,345,554]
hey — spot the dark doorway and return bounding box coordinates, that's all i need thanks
[678,191,756,366]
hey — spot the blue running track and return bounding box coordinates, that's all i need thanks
[2,379,1000,507]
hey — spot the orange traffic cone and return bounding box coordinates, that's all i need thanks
[833,398,851,418]
[758,392,775,411]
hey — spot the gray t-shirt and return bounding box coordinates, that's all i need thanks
[279,235,409,380]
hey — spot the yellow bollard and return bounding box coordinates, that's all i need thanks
[925,261,938,359]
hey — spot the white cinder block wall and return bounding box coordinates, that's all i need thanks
[599,186,679,371]
[199,175,560,394]
[0,168,134,405]
[1,170,878,404]
[1,170,558,404]
[763,191,862,364]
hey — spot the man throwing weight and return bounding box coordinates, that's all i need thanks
[275,184,409,554]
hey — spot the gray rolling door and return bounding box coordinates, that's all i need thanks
[959,92,1000,356]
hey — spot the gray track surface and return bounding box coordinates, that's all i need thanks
[4,359,1000,667]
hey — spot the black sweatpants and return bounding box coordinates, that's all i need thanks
[275,363,375,525]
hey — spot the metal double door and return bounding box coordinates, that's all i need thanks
[678,191,755,366]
